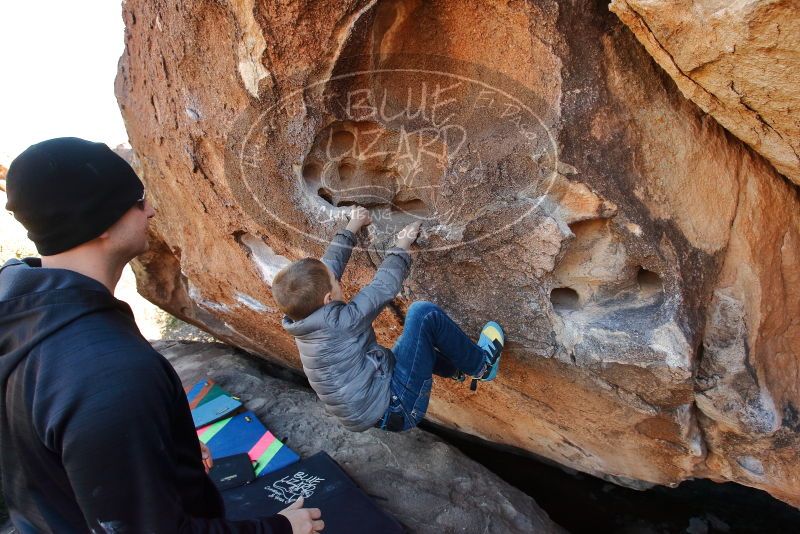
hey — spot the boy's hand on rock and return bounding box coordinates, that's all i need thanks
[345,205,371,233]
[396,221,422,250]
[278,497,324,533]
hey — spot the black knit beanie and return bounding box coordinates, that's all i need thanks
[5,137,145,255]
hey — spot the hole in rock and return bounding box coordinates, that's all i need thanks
[327,130,355,158]
[317,187,333,204]
[550,287,580,311]
[391,198,429,216]
[637,267,662,295]
[337,162,355,180]
[302,162,321,182]
[336,199,365,208]
[567,218,606,240]
[336,193,391,209]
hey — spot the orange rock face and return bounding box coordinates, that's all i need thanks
[116,0,800,505]
[610,0,800,186]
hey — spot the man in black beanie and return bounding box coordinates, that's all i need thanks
[0,138,322,534]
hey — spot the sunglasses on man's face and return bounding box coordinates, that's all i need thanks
[136,189,146,210]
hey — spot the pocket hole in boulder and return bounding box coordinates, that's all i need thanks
[550,287,580,311]
[637,267,662,295]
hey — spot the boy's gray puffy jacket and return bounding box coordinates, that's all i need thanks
[281,229,412,431]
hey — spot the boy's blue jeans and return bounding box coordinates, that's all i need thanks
[375,301,488,432]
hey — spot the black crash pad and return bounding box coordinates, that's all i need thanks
[222,451,405,533]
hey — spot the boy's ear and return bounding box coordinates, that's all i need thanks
[323,292,332,305]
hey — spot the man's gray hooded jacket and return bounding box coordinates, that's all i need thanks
[281,229,411,431]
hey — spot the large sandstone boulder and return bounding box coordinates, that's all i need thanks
[116,0,800,506]
[610,0,800,186]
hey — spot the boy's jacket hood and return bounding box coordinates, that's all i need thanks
[282,303,338,337]
[0,257,130,385]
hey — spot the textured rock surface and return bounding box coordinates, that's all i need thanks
[159,341,563,533]
[610,0,800,185]
[116,0,800,506]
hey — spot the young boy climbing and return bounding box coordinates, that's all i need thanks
[272,206,505,432]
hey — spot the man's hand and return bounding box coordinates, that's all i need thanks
[395,221,421,250]
[200,442,213,473]
[278,497,324,533]
[345,205,372,233]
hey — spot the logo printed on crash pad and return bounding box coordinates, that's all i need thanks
[265,471,325,504]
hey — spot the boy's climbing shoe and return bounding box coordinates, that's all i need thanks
[451,370,467,383]
[471,321,505,391]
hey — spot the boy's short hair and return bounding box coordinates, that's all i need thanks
[272,258,332,321]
